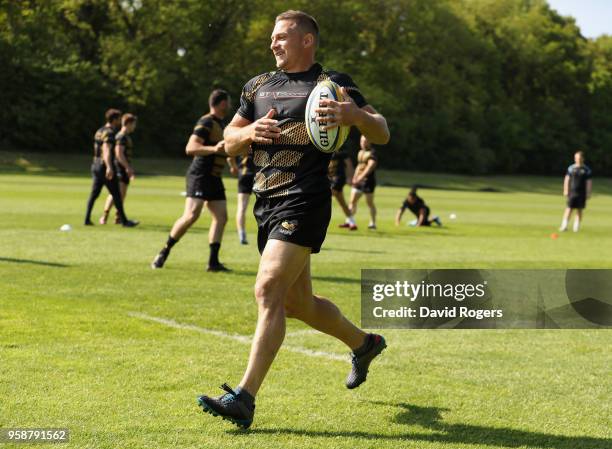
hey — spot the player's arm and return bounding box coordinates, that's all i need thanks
[102,141,114,179]
[395,207,405,226]
[223,110,280,156]
[563,175,569,196]
[185,135,225,157]
[115,144,134,178]
[586,179,592,198]
[227,156,238,176]
[354,159,377,184]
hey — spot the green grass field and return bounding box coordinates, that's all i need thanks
[1,151,611,449]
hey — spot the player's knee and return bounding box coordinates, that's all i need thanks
[284,290,306,319]
[254,277,285,310]
[185,210,201,224]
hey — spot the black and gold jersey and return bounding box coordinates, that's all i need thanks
[328,151,349,180]
[566,163,592,197]
[187,114,226,178]
[115,131,133,165]
[93,125,116,162]
[356,147,377,183]
[238,152,256,178]
[237,62,367,198]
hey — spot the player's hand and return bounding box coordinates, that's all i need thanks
[229,166,238,176]
[315,87,360,130]
[251,109,280,144]
[214,141,226,153]
[105,168,114,180]
[128,167,135,180]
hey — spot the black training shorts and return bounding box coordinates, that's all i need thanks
[567,194,586,209]
[254,190,332,255]
[238,174,255,194]
[330,176,346,192]
[186,174,226,201]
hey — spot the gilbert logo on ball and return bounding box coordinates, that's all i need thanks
[305,80,350,153]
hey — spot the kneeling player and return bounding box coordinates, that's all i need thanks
[395,187,441,227]
[151,90,233,271]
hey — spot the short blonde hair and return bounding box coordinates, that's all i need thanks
[275,10,319,47]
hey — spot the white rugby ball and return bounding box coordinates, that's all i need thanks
[60,224,72,231]
[305,80,350,153]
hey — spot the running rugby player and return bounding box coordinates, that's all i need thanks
[100,113,137,224]
[151,90,233,271]
[84,108,138,227]
[197,10,390,429]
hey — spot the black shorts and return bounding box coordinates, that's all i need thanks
[567,195,586,209]
[330,176,346,192]
[354,178,376,194]
[254,190,332,255]
[115,163,130,185]
[186,174,226,201]
[238,174,255,194]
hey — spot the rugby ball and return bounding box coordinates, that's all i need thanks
[305,80,350,153]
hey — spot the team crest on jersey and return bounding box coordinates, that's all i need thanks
[280,220,298,234]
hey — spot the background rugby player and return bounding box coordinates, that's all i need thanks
[349,135,378,230]
[328,149,355,229]
[197,10,390,429]
[395,186,442,227]
[560,150,592,232]
[151,90,232,271]
[84,108,138,227]
[235,151,256,244]
[100,113,137,224]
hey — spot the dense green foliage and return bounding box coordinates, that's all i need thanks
[1,0,610,174]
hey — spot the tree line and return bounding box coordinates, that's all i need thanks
[1,0,611,175]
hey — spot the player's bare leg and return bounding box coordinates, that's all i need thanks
[236,193,250,244]
[365,192,377,229]
[348,189,362,230]
[573,208,583,232]
[560,207,573,231]
[285,257,386,389]
[205,200,229,271]
[151,198,203,269]
[285,261,365,348]
[238,240,310,395]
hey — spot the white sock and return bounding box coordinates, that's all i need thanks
[239,229,247,241]
[573,218,580,232]
[348,215,356,226]
[560,218,568,230]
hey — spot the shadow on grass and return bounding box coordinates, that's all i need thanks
[0,256,69,267]
[232,402,609,449]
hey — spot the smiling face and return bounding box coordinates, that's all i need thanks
[270,19,315,71]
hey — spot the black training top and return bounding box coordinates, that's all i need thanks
[238,153,256,177]
[402,195,428,217]
[237,62,367,198]
[93,125,116,163]
[187,114,226,178]
[115,131,133,166]
[328,150,350,180]
[566,163,592,197]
